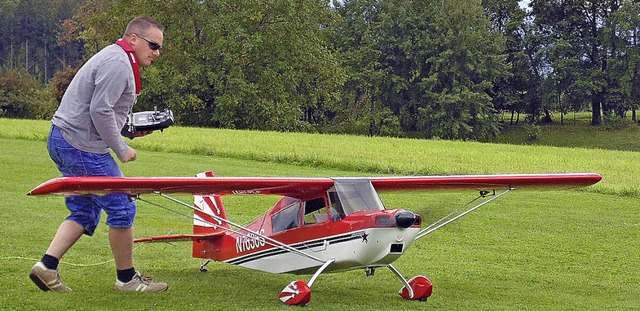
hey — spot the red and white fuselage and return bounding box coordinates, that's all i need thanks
[192,178,422,274]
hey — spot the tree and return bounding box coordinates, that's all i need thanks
[532,0,627,126]
[0,0,19,70]
[0,69,56,119]
[332,0,509,140]
[330,0,398,136]
[86,0,344,131]
[376,0,507,140]
[0,0,88,83]
[605,0,640,122]
[483,0,534,125]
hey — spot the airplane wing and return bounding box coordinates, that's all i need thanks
[27,176,336,197]
[368,173,602,192]
[28,173,601,197]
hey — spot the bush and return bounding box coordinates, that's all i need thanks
[0,69,37,118]
[602,115,632,130]
[0,69,58,120]
[524,124,541,141]
[49,65,78,102]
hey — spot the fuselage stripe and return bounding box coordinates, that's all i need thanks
[225,231,365,266]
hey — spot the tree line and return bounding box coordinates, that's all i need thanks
[1,0,639,140]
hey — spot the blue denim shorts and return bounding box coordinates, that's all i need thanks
[47,126,136,235]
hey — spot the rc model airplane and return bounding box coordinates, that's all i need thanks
[29,171,601,306]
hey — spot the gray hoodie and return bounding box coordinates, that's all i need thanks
[52,44,136,159]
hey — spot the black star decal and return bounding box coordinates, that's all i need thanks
[361,232,369,243]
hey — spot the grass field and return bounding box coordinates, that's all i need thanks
[0,118,638,310]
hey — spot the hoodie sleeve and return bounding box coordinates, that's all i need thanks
[89,58,132,159]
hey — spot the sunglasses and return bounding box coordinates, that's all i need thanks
[134,33,161,51]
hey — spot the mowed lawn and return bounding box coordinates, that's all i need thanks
[0,120,638,310]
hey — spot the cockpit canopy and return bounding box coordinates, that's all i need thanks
[270,179,386,233]
[331,178,385,215]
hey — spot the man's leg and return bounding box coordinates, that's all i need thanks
[32,126,97,291]
[30,220,83,292]
[109,225,168,292]
[109,226,134,270]
[46,220,85,259]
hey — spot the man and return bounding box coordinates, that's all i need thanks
[29,17,168,292]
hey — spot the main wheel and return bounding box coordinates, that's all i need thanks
[279,280,312,306]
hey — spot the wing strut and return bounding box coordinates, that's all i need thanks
[414,187,514,240]
[136,193,326,264]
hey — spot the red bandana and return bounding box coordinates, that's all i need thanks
[115,38,141,95]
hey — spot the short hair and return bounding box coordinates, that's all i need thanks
[124,17,164,37]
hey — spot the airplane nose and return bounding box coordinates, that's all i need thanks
[395,211,417,229]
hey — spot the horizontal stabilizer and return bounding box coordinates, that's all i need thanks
[134,232,224,243]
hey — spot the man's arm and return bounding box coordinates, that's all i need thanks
[89,59,133,161]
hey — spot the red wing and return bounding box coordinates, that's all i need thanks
[28,173,601,197]
[369,173,602,191]
[28,176,335,197]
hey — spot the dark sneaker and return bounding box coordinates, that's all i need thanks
[114,271,168,292]
[29,262,72,292]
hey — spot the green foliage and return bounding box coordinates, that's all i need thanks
[420,0,506,140]
[85,0,344,132]
[328,0,387,136]
[0,0,88,82]
[602,114,633,130]
[3,0,640,141]
[332,0,507,140]
[523,123,541,141]
[0,69,56,119]
[532,0,640,125]
[48,65,78,102]
[0,69,35,118]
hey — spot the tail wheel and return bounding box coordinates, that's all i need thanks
[399,276,433,301]
[279,280,311,306]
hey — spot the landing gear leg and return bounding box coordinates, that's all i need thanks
[199,259,212,272]
[279,259,335,306]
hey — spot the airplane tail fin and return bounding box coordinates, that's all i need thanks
[193,171,230,235]
[136,171,228,259]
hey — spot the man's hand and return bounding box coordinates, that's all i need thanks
[119,146,137,163]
